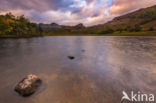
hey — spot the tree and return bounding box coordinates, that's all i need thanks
[0,18,10,34]
[149,27,154,31]
[18,15,29,23]
[98,27,114,34]
[134,25,142,32]
[117,28,123,33]
[5,12,15,19]
[125,25,141,32]
[0,13,43,36]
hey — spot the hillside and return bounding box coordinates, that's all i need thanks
[84,5,156,34]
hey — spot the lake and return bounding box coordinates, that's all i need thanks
[0,36,156,103]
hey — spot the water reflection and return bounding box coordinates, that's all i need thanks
[0,37,156,103]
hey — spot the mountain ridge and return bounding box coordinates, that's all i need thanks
[39,4,156,34]
[85,4,156,33]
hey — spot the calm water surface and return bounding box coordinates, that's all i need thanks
[0,36,156,103]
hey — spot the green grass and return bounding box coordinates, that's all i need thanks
[43,31,156,36]
[0,31,156,37]
[103,31,156,36]
[0,34,42,38]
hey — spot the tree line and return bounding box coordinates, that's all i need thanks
[0,13,42,37]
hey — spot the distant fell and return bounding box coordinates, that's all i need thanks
[40,5,156,34]
[85,5,156,33]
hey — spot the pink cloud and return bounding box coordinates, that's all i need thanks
[110,0,156,15]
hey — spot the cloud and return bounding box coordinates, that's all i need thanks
[110,0,156,15]
[0,0,156,26]
[0,0,77,12]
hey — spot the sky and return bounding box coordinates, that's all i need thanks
[0,0,156,26]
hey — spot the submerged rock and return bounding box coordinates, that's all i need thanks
[82,49,85,52]
[15,74,42,97]
[68,56,75,60]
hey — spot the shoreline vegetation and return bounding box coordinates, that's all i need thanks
[0,5,156,37]
[0,13,43,37]
[42,31,156,36]
[0,31,156,38]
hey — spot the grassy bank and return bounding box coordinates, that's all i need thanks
[0,34,43,38]
[42,31,156,36]
[0,31,156,37]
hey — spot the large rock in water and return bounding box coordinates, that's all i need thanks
[15,74,42,96]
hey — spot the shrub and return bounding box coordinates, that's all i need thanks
[116,28,123,33]
[98,28,114,34]
[134,25,142,32]
[125,25,141,32]
[149,27,154,31]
